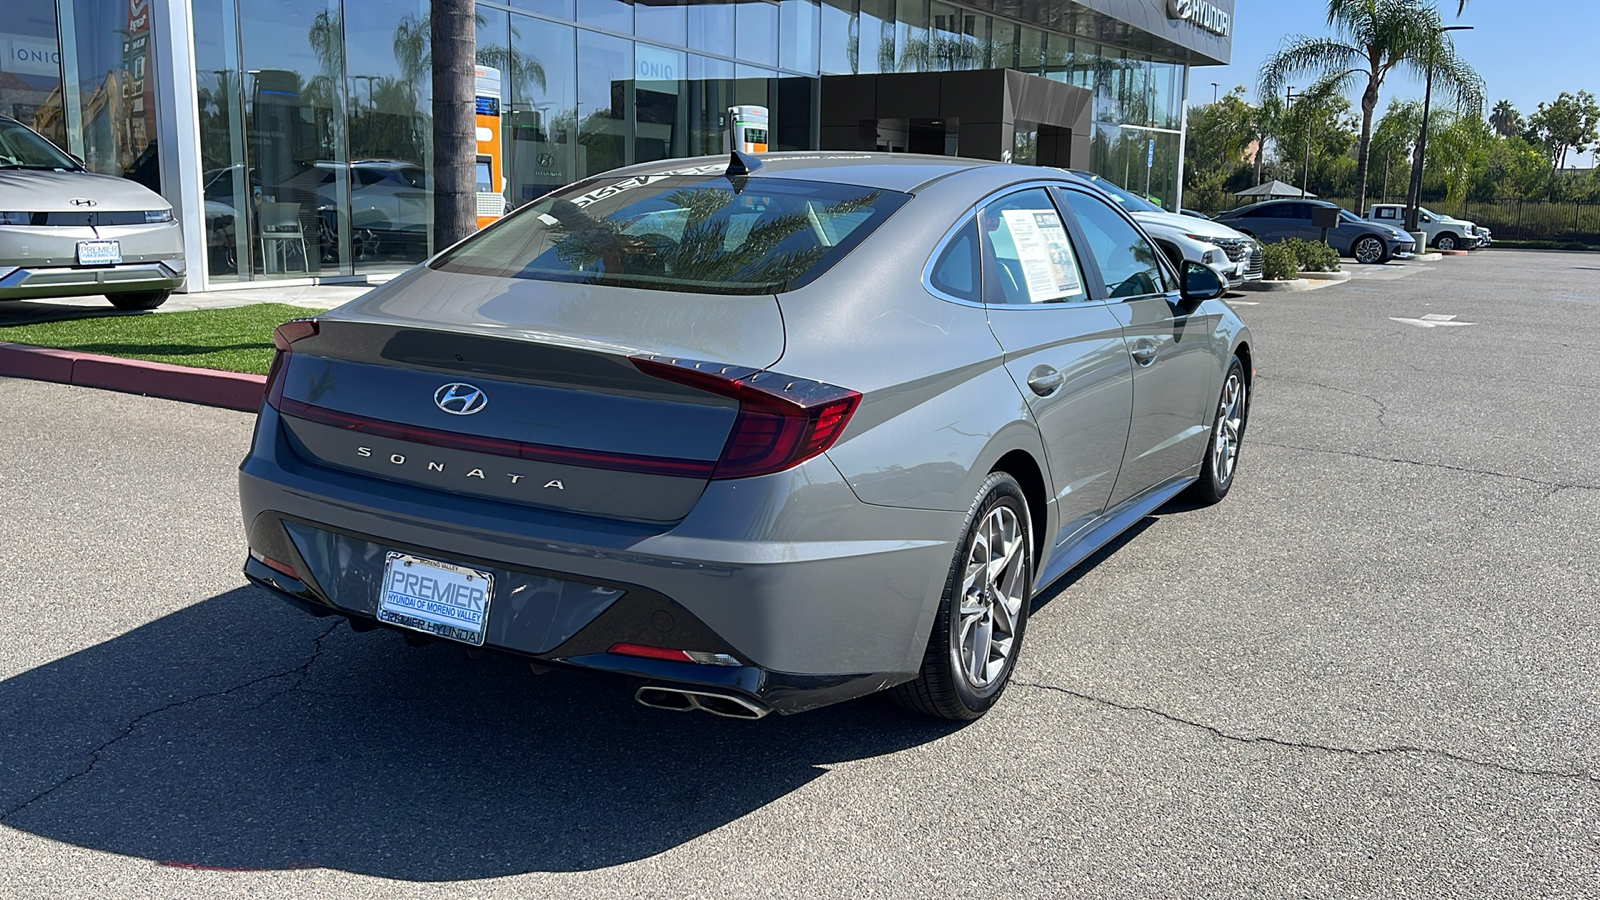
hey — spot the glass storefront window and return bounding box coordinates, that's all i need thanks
[687,2,734,56]
[779,0,820,74]
[635,43,687,164]
[894,0,927,72]
[513,0,575,21]
[930,1,978,71]
[687,54,735,155]
[637,4,687,47]
[238,0,349,278]
[1017,25,1044,77]
[819,0,855,75]
[735,1,778,64]
[346,0,431,274]
[192,0,246,282]
[576,29,631,178]
[858,0,894,74]
[507,15,577,206]
[2,0,67,149]
[578,0,633,35]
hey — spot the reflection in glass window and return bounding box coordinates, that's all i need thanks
[434,176,910,294]
[820,0,857,74]
[780,0,821,73]
[506,16,576,206]
[688,1,735,55]
[736,1,778,63]
[576,30,631,179]
[637,4,687,46]
[858,0,895,74]
[1065,189,1170,299]
[347,0,432,272]
[979,188,1087,306]
[578,0,633,34]
[895,0,928,72]
[2,0,66,150]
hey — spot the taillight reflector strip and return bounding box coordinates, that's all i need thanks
[272,397,717,479]
[630,355,860,480]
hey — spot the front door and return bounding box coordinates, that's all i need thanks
[972,187,1134,546]
[1057,187,1221,510]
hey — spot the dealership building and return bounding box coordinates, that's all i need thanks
[3,0,1232,291]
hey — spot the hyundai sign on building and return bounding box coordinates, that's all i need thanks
[2,0,1232,291]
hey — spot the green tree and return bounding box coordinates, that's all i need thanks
[1526,90,1600,177]
[1368,98,1419,202]
[1260,0,1483,215]
[1489,99,1521,138]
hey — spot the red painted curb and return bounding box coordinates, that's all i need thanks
[0,342,266,412]
[1439,249,1470,256]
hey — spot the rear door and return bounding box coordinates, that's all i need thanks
[1057,187,1221,510]
[973,186,1133,546]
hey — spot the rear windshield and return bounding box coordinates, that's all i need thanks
[431,172,909,294]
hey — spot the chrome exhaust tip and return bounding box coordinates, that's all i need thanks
[635,686,770,720]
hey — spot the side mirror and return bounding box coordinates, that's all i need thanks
[1180,260,1227,304]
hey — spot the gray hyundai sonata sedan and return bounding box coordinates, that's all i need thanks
[240,152,1253,720]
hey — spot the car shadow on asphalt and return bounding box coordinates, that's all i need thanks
[0,586,962,880]
[0,300,149,327]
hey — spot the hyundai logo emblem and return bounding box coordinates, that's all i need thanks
[434,382,488,415]
[68,198,97,207]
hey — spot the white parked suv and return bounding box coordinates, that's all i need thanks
[1365,203,1488,250]
[1069,171,1262,287]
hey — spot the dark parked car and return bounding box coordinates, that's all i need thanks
[1213,199,1415,264]
[240,152,1254,722]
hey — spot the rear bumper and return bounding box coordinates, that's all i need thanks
[238,404,958,711]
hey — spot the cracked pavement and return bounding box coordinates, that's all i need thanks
[2,250,1599,898]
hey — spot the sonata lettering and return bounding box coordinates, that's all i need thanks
[355,448,573,491]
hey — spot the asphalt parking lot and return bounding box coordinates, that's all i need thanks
[2,250,1598,898]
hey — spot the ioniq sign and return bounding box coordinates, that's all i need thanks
[1168,0,1231,36]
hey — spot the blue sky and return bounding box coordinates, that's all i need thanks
[1193,0,1599,166]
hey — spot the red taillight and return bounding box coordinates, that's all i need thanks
[630,355,860,480]
[264,319,319,408]
[250,550,300,579]
[609,642,693,663]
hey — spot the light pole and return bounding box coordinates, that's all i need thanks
[1405,24,1473,233]
[1211,82,1219,104]
[1285,85,1312,199]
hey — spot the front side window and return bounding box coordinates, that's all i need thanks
[977,188,1088,306]
[1064,189,1171,299]
[432,173,909,294]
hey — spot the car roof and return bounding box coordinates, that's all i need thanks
[592,151,1083,194]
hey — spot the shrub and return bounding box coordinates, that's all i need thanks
[1260,242,1298,280]
[1280,237,1342,272]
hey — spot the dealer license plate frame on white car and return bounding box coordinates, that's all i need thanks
[377,552,494,646]
[76,240,121,266]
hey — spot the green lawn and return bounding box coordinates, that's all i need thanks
[0,303,314,375]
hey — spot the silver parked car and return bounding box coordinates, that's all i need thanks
[240,153,1254,721]
[0,116,185,309]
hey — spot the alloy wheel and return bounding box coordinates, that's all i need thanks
[1437,234,1456,251]
[954,505,1027,688]
[1211,371,1246,487]
[1353,237,1384,264]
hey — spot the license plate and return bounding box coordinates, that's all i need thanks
[76,240,121,266]
[377,552,493,646]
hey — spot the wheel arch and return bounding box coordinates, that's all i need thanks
[990,448,1049,563]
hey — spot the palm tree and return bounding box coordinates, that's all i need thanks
[1489,99,1521,138]
[1260,0,1482,215]
[431,0,476,249]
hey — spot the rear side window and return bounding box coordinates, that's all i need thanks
[929,216,981,302]
[432,174,910,295]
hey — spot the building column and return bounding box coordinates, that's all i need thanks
[150,0,208,292]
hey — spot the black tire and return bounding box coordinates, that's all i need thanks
[1186,356,1249,504]
[892,471,1033,720]
[1351,234,1388,264]
[107,291,170,311]
[1435,232,1458,251]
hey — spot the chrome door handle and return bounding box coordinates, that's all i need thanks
[1130,339,1158,367]
[1027,366,1064,396]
